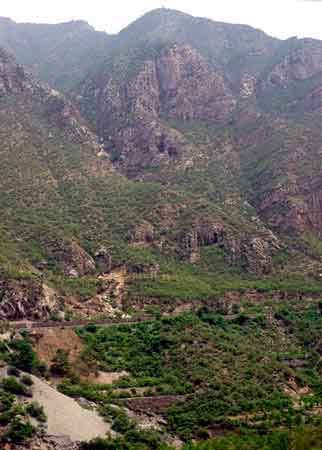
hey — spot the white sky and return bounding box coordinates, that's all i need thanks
[1,0,322,40]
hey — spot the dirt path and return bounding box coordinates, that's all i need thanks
[10,316,153,331]
[31,374,112,441]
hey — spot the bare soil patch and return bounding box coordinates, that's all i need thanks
[92,370,130,384]
[30,328,83,367]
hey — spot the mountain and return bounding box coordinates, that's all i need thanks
[74,9,322,243]
[3,8,322,450]
[0,45,288,321]
[0,17,112,90]
[0,9,322,323]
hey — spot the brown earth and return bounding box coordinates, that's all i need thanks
[30,328,83,367]
[120,395,187,415]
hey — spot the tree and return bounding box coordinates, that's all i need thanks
[10,339,37,373]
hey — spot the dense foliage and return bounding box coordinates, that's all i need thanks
[58,298,322,441]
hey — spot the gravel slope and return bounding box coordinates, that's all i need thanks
[31,374,111,441]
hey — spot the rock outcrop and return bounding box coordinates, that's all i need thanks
[6,436,80,450]
[78,43,236,175]
[0,47,27,95]
[265,40,322,87]
[0,280,57,320]
[45,240,96,277]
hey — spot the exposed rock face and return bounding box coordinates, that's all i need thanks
[0,45,105,161]
[73,11,322,254]
[78,43,236,175]
[265,40,322,87]
[46,240,96,277]
[130,215,280,275]
[0,47,27,95]
[237,233,281,275]
[132,221,155,245]
[299,85,322,114]
[5,435,80,450]
[0,48,116,319]
[258,182,322,236]
[157,45,235,122]
[94,246,112,273]
[0,280,57,320]
[177,219,225,263]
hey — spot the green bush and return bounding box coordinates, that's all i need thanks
[112,411,135,434]
[50,349,70,376]
[26,401,46,422]
[0,390,14,413]
[1,377,29,396]
[21,374,34,386]
[9,339,37,373]
[5,417,35,444]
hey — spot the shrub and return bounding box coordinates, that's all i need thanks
[112,411,135,434]
[7,366,20,377]
[0,410,14,426]
[26,401,46,423]
[1,377,28,396]
[81,437,121,450]
[35,360,48,378]
[5,417,35,444]
[9,339,37,373]
[86,323,98,333]
[50,349,70,376]
[21,374,33,386]
[0,390,14,412]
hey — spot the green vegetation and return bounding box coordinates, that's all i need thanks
[81,425,322,450]
[128,249,322,303]
[0,339,49,445]
[3,9,322,450]
[50,349,71,376]
[4,417,35,444]
[26,401,47,423]
[21,374,34,386]
[1,377,30,396]
[0,372,45,445]
[9,338,46,376]
[60,298,322,442]
[9,339,38,373]
[81,431,162,450]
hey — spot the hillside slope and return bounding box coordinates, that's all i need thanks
[1,10,322,319]
[0,47,290,321]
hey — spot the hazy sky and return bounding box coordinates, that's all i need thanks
[2,0,322,40]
